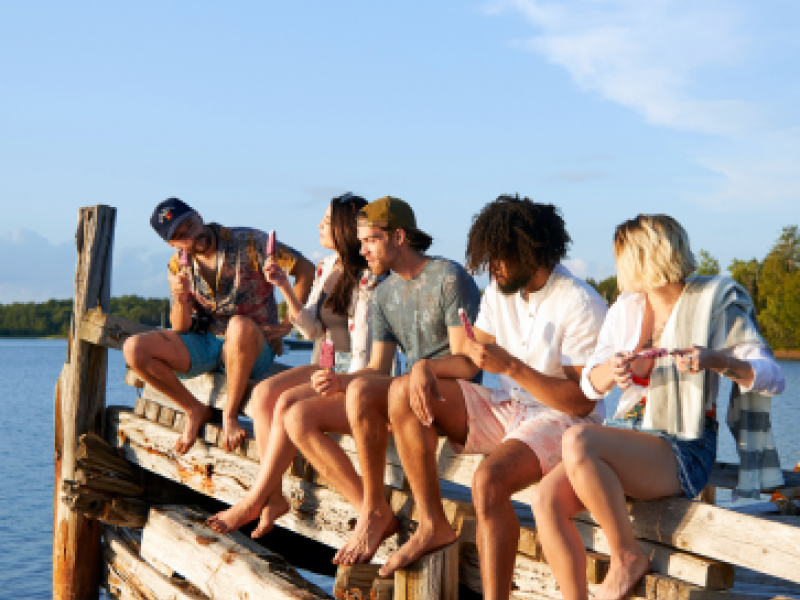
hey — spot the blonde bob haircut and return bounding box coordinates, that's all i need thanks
[613,214,697,293]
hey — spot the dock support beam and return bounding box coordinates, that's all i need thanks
[53,206,116,600]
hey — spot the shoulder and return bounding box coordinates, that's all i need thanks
[432,257,476,286]
[551,265,606,313]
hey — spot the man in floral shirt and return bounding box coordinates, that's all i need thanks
[123,198,314,455]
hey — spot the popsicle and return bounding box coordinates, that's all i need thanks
[178,250,191,276]
[459,308,475,340]
[319,336,336,371]
[266,230,277,256]
[634,348,671,359]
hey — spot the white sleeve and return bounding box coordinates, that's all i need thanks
[579,303,619,401]
[347,273,374,373]
[562,294,607,367]
[474,285,496,338]
[727,344,786,396]
[290,257,331,341]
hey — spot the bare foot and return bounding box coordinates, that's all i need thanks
[251,494,290,538]
[333,504,400,566]
[221,414,247,453]
[594,549,650,600]
[377,522,457,578]
[206,498,261,534]
[175,405,213,455]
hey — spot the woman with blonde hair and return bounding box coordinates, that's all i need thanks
[531,214,786,600]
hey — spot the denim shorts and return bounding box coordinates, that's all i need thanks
[604,415,718,499]
[177,332,275,381]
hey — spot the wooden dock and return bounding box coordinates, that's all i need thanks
[54,206,800,600]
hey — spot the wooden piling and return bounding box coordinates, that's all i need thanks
[53,205,116,600]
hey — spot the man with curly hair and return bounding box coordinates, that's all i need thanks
[378,195,608,600]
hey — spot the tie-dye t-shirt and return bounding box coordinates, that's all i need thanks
[168,223,302,336]
[372,257,481,372]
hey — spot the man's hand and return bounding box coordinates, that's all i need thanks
[409,360,439,426]
[263,256,291,291]
[464,338,515,375]
[311,369,341,395]
[168,271,192,304]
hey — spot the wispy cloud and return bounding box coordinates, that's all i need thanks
[492,0,800,210]
[547,170,605,183]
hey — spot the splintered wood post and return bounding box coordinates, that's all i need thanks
[393,542,460,600]
[333,564,383,598]
[53,205,116,600]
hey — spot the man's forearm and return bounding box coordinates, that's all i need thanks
[170,302,193,333]
[423,354,480,381]
[506,359,595,416]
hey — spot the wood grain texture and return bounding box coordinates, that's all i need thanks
[54,205,116,600]
[78,310,156,351]
[140,505,332,600]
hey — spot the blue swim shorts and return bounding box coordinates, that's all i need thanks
[176,332,275,381]
[604,415,718,499]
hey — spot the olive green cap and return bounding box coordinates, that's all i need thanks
[357,196,419,232]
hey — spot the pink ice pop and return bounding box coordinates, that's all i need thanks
[179,250,190,268]
[635,348,671,359]
[266,230,277,256]
[459,308,475,340]
[319,337,335,370]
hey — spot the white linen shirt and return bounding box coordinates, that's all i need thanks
[579,292,786,419]
[474,264,608,416]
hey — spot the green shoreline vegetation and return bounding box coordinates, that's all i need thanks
[2,226,797,351]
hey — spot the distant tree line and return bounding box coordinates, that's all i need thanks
[586,225,800,350]
[0,295,291,338]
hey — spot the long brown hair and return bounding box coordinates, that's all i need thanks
[325,193,369,316]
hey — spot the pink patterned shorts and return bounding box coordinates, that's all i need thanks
[452,380,603,475]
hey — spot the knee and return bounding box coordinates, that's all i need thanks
[226,316,260,346]
[472,462,509,515]
[283,401,314,443]
[250,381,279,417]
[273,389,301,420]
[122,334,149,370]
[345,377,382,421]
[387,376,412,422]
[530,477,562,521]
[561,424,596,472]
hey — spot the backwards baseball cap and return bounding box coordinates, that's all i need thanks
[150,197,197,242]
[357,196,421,233]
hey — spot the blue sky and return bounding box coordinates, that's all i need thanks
[1,1,798,302]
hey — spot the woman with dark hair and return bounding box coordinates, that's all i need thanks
[531,214,786,600]
[206,193,388,535]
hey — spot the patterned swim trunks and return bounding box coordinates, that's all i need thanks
[452,380,603,476]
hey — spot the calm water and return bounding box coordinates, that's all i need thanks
[1,339,798,599]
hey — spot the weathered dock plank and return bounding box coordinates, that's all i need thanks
[79,309,156,351]
[108,407,738,589]
[140,505,332,599]
[104,526,208,600]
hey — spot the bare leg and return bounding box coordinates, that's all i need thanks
[220,316,266,453]
[532,463,588,600]
[378,378,469,578]
[205,375,317,535]
[335,376,399,565]
[285,391,365,512]
[471,440,544,600]
[123,331,211,455]
[562,425,682,600]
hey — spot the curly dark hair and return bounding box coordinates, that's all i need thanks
[465,194,571,275]
[324,193,369,316]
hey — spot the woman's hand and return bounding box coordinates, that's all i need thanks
[263,256,291,291]
[311,368,340,395]
[674,345,715,374]
[464,339,515,375]
[609,351,635,389]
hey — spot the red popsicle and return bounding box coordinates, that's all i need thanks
[635,348,671,359]
[319,337,335,370]
[459,308,475,340]
[266,230,277,256]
